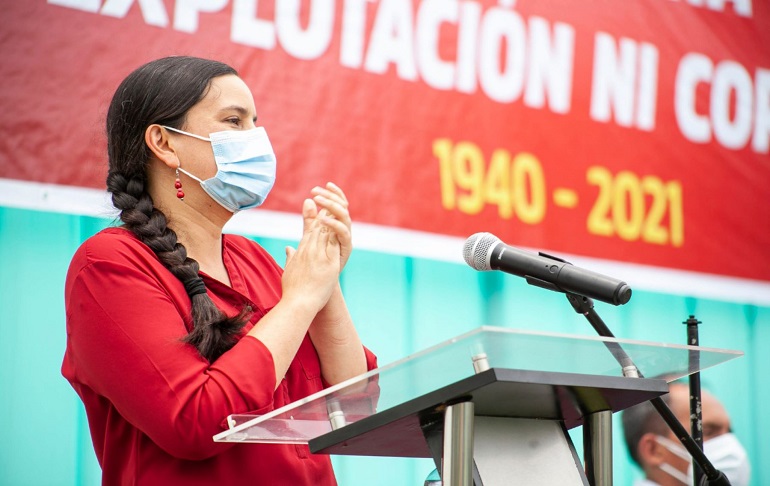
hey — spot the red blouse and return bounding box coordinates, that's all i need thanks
[62,227,377,486]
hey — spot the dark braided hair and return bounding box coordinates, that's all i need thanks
[106,56,250,362]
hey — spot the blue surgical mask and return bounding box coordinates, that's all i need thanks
[163,126,277,212]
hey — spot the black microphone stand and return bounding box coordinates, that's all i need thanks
[565,293,731,486]
[685,315,705,486]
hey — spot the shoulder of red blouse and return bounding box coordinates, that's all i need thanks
[63,227,279,461]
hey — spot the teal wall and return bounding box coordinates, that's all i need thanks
[1,206,766,485]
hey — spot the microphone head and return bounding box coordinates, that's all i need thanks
[615,283,633,305]
[463,232,501,271]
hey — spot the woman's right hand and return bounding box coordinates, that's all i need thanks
[280,198,341,313]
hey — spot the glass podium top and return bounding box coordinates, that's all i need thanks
[213,326,742,445]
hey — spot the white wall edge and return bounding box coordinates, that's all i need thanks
[2,178,769,306]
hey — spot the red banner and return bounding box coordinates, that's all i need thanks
[1,0,769,281]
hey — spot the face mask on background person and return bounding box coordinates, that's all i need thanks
[164,126,277,212]
[655,433,751,486]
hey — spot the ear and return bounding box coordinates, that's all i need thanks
[638,432,666,467]
[145,124,179,170]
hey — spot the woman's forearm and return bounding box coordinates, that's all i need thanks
[308,284,367,385]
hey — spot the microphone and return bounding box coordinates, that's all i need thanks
[463,232,632,306]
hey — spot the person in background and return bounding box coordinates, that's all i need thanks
[622,381,750,486]
[62,56,376,485]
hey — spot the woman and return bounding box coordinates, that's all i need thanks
[62,56,376,485]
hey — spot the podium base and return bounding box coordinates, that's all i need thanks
[472,417,588,486]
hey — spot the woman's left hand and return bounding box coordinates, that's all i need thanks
[309,182,352,271]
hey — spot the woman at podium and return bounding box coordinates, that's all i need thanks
[61,56,376,485]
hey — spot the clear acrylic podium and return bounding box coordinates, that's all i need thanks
[213,327,742,486]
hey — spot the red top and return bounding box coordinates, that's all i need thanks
[62,227,377,486]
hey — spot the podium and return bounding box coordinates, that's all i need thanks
[214,327,742,485]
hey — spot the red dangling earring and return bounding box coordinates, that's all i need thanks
[175,167,184,201]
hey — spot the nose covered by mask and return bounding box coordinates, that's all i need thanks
[164,125,277,212]
[656,433,751,486]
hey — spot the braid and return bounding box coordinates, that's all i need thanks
[105,56,248,362]
[107,171,250,362]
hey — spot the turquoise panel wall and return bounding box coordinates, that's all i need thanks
[0,206,766,485]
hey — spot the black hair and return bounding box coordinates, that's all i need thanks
[621,390,674,466]
[105,56,249,362]
[621,378,688,466]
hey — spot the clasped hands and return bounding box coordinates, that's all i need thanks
[282,182,352,312]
